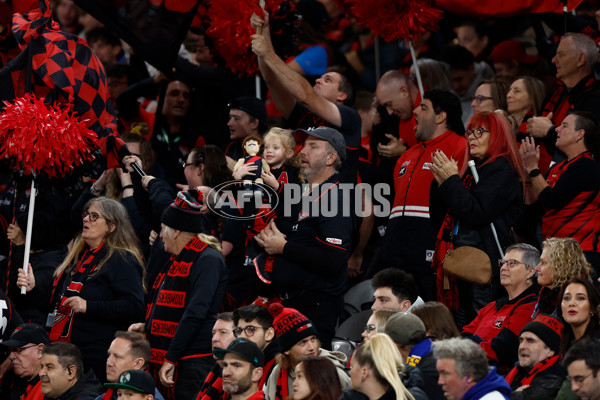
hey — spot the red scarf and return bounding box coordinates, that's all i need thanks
[275,368,290,400]
[49,244,105,342]
[505,354,562,386]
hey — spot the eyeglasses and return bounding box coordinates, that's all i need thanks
[182,162,194,169]
[234,325,266,337]
[471,95,493,104]
[498,259,526,268]
[10,344,37,354]
[568,373,593,385]
[363,324,377,333]
[465,128,491,139]
[81,211,106,222]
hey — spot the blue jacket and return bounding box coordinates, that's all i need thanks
[463,367,511,400]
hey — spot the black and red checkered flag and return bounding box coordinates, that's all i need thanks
[0,0,116,140]
[74,0,201,73]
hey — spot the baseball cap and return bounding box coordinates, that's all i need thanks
[295,126,346,162]
[104,370,155,395]
[384,312,426,347]
[2,323,50,348]
[214,338,265,367]
[228,96,267,131]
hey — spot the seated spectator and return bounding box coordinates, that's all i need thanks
[291,357,342,400]
[40,342,103,399]
[214,338,266,400]
[96,331,165,400]
[264,304,350,400]
[348,334,419,400]
[411,302,460,340]
[563,338,600,400]
[0,323,50,400]
[362,309,397,342]
[557,278,600,354]
[104,370,156,400]
[521,111,600,277]
[471,78,510,115]
[233,303,279,388]
[505,314,566,400]
[371,268,424,312]
[433,338,511,400]
[385,312,444,400]
[532,238,592,317]
[193,313,236,400]
[462,244,540,372]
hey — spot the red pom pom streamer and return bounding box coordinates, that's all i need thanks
[346,0,442,42]
[0,93,97,178]
[207,0,286,77]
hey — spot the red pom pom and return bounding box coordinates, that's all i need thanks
[347,0,442,42]
[207,0,286,77]
[268,302,284,318]
[0,93,98,178]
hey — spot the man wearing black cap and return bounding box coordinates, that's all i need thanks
[250,15,360,185]
[0,323,49,400]
[505,314,566,400]
[104,370,156,400]
[128,189,227,400]
[225,96,268,170]
[254,127,353,348]
[214,338,266,400]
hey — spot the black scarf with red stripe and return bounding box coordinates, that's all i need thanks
[49,244,106,342]
[505,354,563,387]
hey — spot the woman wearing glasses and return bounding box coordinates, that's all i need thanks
[18,197,144,383]
[430,111,527,327]
[462,243,540,372]
[361,309,397,342]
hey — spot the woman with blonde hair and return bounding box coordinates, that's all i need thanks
[534,237,592,317]
[362,309,398,342]
[18,197,145,382]
[350,333,421,400]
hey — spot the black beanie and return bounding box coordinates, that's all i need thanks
[161,189,205,233]
[520,314,563,354]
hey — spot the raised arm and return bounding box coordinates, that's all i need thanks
[250,12,342,127]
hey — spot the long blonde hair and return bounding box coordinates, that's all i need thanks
[353,334,414,400]
[55,197,146,291]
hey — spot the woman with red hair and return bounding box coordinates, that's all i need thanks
[429,111,527,326]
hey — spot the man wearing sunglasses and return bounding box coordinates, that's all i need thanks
[233,304,279,389]
[0,323,49,400]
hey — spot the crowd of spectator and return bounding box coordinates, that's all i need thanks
[2,0,600,400]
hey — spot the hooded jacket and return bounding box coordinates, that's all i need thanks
[463,367,511,400]
[265,348,350,400]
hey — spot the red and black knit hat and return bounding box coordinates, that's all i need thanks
[520,314,563,354]
[161,189,205,233]
[268,303,318,352]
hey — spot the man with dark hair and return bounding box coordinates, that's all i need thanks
[505,315,566,400]
[443,45,493,125]
[194,312,236,400]
[564,338,600,400]
[225,96,268,170]
[385,313,444,400]
[87,27,125,68]
[233,304,279,388]
[371,90,467,301]
[214,338,265,400]
[39,342,103,400]
[371,268,422,311]
[96,331,165,400]
[0,323,50,400]
[251,14,360,185]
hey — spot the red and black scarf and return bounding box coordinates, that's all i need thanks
[49,244,106,342]
[505,354,562,387]
[275,368,291,400]
[432,174,475,310]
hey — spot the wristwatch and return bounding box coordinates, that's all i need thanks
[528,169,541,179]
